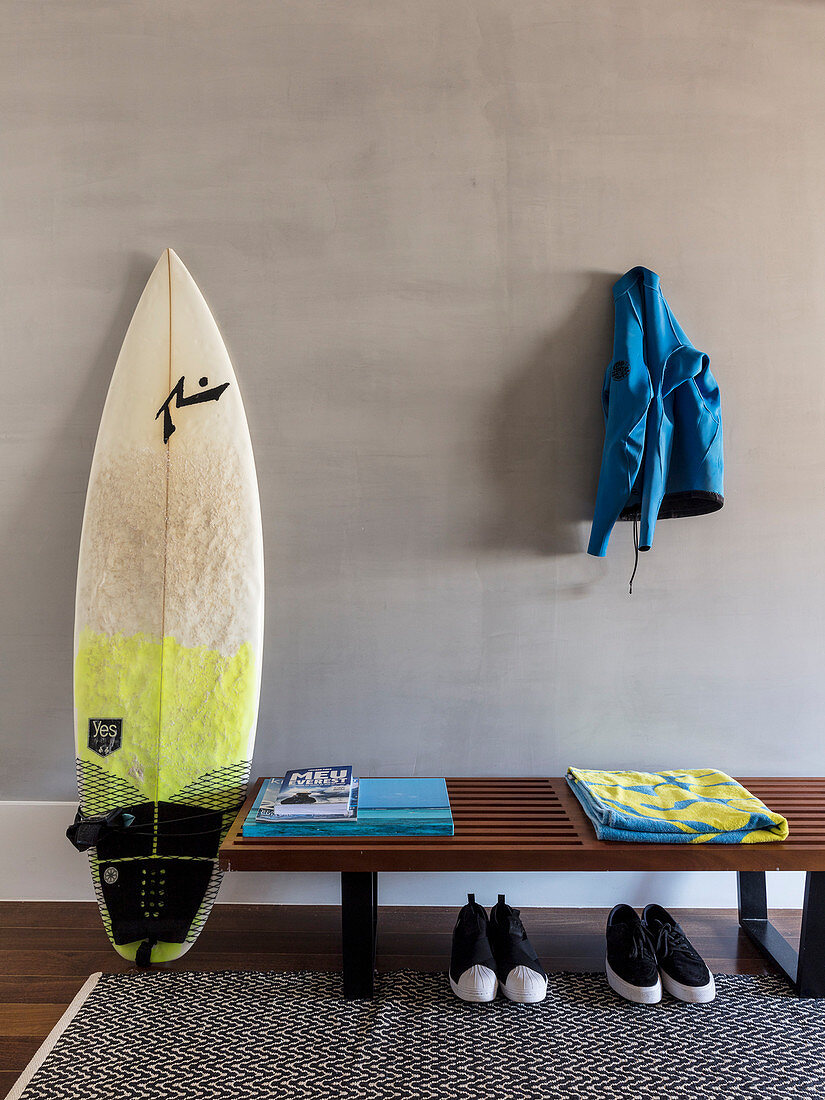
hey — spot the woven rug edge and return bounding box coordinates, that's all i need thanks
[6,972,102,1100]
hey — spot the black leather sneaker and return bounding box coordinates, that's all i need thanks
[642,903,716,1003]
[449,894,498,1002]
[488,895,548,1003]
[605,903,662,1004]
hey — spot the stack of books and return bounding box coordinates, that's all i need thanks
[242,765,453,838]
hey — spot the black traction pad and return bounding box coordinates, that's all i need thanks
[98,858,215,946]
[80,800,226,947]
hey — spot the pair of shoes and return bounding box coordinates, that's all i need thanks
[450,894,548,1004]
[606,903,716,1005]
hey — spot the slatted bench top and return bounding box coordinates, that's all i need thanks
[219,776,825,874]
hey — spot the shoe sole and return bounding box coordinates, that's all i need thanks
[606,959,662,1004]
[449,975,498,1003]
[501,979,548,1004]
[661,970,716,1004]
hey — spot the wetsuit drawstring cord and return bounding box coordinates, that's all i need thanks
[629,515,639,596]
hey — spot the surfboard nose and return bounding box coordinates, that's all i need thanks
[164,249,203,303]
[157,248,188,288]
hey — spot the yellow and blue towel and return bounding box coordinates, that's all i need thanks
[567,768,788,844]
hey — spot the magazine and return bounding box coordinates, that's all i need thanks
[255,766,355,821]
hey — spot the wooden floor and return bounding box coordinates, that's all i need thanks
[0,903,799,1096]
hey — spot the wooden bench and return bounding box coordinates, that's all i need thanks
[219,776,825,999]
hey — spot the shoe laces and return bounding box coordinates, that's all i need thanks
[654,922,694,962]
[620,923,652,961]
[497,905,527,939]
[457,904,488,936]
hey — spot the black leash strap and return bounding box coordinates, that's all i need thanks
[136,939,158,967]
[66,807,136,852]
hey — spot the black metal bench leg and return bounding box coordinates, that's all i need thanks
[341,871,378,1000]
[737,870,767,921]
[738,870,825,997]
[796,872,825,998]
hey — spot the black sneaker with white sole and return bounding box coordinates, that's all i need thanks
[642,903,716,1003]
[449,894,498,1002]
[605,903,662,1004]
[488,895,548,1003]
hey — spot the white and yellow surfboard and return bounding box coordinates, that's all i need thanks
[73,250,264,963]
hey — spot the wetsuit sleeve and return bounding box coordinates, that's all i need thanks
[587,355,652,557]
[663,343,704,396]
[637,344,707,550]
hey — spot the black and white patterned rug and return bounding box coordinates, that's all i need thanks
[9,970,825,1099]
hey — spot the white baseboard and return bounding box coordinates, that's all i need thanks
[2,800,805,909]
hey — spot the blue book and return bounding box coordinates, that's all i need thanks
[242,777,453,837]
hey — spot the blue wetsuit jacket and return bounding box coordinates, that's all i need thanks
[588,267,723,557]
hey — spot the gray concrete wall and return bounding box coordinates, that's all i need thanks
[3,0,824,800]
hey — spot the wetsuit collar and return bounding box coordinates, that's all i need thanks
[613,266,660,299]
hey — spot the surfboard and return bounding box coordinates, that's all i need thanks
[73,249,264,964]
